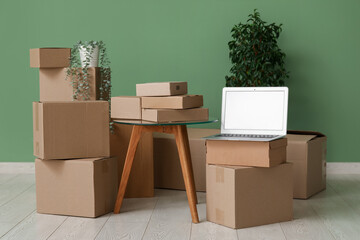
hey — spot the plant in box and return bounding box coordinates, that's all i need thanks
[67,40,111,101]
[225,9,289,87]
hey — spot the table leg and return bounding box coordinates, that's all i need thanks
[174,125,199,223]
[114,125,143,214]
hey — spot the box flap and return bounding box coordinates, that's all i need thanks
[287,130,326,137]
[269,138,287,149]
[286,134,318,142]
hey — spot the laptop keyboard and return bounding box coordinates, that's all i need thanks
[221,134,277,138]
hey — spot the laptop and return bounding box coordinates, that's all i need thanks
[205,87,288,142]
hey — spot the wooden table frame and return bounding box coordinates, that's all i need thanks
[113,124,199,223]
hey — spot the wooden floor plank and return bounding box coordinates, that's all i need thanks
[307,183,360,240]
[0,185,36,223]
[1,212,67,240]
[237,223,286,240]
[191,221,237,240]
[48,214,110,240]
[280,200,335,240]
[0,174,35,207]
[95,221,148,240]
[143,220,191,240]
[0,174,18,185]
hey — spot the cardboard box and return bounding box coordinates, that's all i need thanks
[154,128,220,191]
[30,48,70,68]
[142,108,209,123]
[33,101,110,159]
[206,163,293,229]
[35,157,118,218]
[206,138,287,167]
[110,123,154,198]
[39,67,104,101]
[111,96,142,120]
[286,130,327,199]
[141,95,203,109]
[136,82,187,96]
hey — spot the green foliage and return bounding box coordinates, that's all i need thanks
[67,40,112,101]
[225,9,289,87]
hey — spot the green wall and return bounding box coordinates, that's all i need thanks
[0,0,359,162]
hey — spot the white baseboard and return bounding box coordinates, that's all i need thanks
[0,162,360,174]
[0,162,35,174]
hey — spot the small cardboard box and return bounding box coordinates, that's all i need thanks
[110,123,154,198]
[33,101,110,159]
[286,130,327,199]
[141,95,203,109]
[111,96,142,120]
[136,82,187,96]
[35,157,118,218]
[30,48,70,68]
[154,128,220,191]
[206,163,293,229]
[142,108,209,123]
[39,68,104,101]
[206,138,287,167]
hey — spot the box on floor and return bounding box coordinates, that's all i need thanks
[141,95,203,109]
[39,67,106,101]
[286,130,327,199]
[111,96,142,120]
[35,157,118,218]
[206,163,293,229]
[154,128,220,191]
[33,101,110,160]
[206,138,287,167]
[110,123,154,198]
[136,81,187,96]
[142,108,209,123]
[30,48,70,68]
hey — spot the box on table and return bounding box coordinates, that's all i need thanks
[111,96,142,120]
[206,163,293,229]
[35,157,118,218]
[39,67,105,101]
[142,108,208,123]
[110,123,154,198]
[136,81,187,96]
[141,95,203,109]
[30,48,71,68]
[206,138,287,167]
[286,130,327,199]
[33,101,110,160]
[154,128,220,191]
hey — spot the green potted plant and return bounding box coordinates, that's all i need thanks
[225,9,289,87]
[67,40,111,101]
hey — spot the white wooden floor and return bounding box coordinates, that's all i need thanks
[0,173,360,240]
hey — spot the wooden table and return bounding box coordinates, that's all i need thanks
[112,119,216,223]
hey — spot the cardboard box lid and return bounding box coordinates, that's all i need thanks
[207,137,287,149]
[287,130,326,143]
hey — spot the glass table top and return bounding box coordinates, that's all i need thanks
[113,117,218,126]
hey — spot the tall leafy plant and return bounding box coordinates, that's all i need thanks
[67,40,111,101]
[225,10,289,87]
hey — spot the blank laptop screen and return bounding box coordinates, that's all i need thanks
[224,90,285,131]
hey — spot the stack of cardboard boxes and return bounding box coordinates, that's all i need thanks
[30,48,118,217]
[111,82,208,122]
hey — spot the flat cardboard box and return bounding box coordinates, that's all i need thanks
[206,163,293,229]
[39,67,104,101]
[286,130,327,199]
[142,108,209,123]
[111,96,142,120]
[154,128,220,191]
[110,123,154,198]
[206,138,287,167]
[30,48,70,68]
[33,101,110,159]
[136,82,187,96]
[35,157,118,218]
[141,95,203,109]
